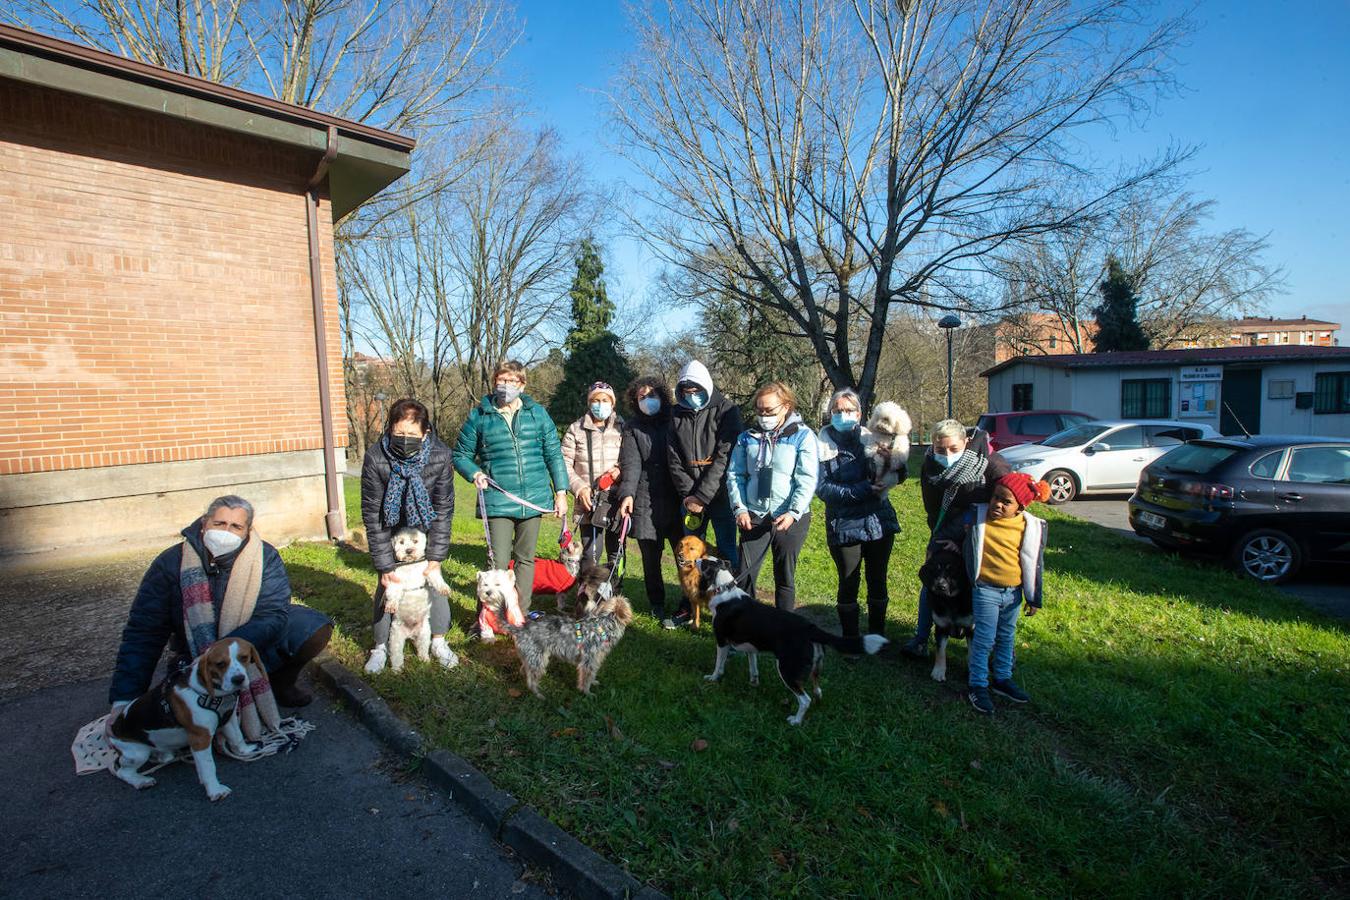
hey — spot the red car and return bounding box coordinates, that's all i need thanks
[975,410,1096,453]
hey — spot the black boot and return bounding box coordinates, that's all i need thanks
[270,623,332,708]
[866,599,889,637]
[837,602,861,638]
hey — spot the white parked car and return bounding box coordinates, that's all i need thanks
[998,419,1221,503]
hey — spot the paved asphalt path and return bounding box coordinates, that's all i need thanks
[0,545,552,900]
[1061,493,1350,619]
[1,677,552,900]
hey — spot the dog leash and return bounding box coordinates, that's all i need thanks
[482,476,557,515]
[477,486,497,568]
[605,514,631,586]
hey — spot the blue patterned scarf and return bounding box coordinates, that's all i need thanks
[381,434,436,530]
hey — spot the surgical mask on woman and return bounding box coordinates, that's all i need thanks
[389,434,424,459]
[681,389,708,410]
[831,412,859,432]
[638,396,661,416]
[757,415,781,433]
[934,450,962,469]
[203,528,243,557]
[590,401,612,421]
[493,383,522,406]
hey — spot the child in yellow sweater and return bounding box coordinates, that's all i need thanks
[962,472,1049,714]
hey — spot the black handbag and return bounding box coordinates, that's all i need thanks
[586,429,620,531]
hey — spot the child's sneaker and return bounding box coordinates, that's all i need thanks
[991,678,1029,704]
[967,686,995,714]
[660,617,678,630]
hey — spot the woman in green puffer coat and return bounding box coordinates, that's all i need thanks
[453,360,569,616]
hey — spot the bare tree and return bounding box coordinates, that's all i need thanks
[8,0,517,135]
[1116,194,1284,347]
[340,125,599,426]
[996,192,1283,352]
[610,0,1187,410]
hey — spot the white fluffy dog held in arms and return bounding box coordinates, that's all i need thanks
[377,527,455,672]
[861,401,912,489]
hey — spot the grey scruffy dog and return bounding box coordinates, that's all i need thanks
[504,594,634,697]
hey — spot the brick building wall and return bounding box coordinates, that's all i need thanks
[0,79,347,559]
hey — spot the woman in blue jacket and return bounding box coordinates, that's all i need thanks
[453,360,569,617]
[816,388,902,640]
[727,382,819,611]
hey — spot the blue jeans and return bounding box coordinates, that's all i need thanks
[968,582,1022,688]
[685,490,740,569]
[911,587,932,645]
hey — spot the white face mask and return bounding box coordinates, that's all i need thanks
[757,415,781,432]
[638,396,661,416]
[203,528,244,557]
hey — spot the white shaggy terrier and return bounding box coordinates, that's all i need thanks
[475,568,526,642]
[862,401,912,489]
[380,527,454,672]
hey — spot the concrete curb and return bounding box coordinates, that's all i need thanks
[312,655,661,900]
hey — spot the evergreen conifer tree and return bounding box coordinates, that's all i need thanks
[549,240,636,424]
[1092,256,1150,352]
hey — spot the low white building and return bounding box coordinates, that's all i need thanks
[981,346,1350,438]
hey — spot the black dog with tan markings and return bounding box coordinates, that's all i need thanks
[917,547,974,683]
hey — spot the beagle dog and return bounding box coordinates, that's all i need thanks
[108,637,262,801]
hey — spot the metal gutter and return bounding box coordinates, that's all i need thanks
[306,125,345,539]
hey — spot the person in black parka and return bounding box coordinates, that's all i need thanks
[361,398,457,674]
[616,376,682,628]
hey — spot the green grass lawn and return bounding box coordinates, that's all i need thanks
[281,476,1350,897]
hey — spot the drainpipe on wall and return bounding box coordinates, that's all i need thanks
[305,125,344,540]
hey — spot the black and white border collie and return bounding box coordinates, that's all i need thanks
[697,558,888,725]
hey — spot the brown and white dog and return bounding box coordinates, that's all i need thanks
[108,637,261,801]
[675,535,714,629]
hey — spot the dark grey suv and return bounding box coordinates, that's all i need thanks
[1128,435,1350,583]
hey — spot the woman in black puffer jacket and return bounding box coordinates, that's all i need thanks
[616,376,682,628]
[361,398,457,673]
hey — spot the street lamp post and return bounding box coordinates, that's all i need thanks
[938,314,962,419]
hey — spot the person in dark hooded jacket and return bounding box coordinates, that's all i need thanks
[616,376,682,627]
[667,359,742,572]
[109,495,332,713]
[900,417,1010,659]
[361,398,457,674]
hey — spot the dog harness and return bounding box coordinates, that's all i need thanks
[118,673,238,740]
[572,619,617,648]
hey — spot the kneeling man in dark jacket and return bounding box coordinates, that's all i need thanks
[109,495,332,717]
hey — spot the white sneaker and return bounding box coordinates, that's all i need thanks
[364,647,388,674]
[430,636,459,669]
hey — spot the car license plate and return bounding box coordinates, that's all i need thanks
[1138,511,1167,530]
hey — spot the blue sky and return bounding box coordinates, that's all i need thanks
[508,0,1350,336]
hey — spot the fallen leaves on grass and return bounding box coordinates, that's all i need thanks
[605,715,624,740]
[507,688,523,699]
[690,738,709,752]
[552,727,579,739]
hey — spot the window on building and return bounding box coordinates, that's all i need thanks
[1121,378,1171,418]
[1268,379,1295,400]
[1011,383,1033,411]
[1048,335,1057,349]
[1314,372,1350,414]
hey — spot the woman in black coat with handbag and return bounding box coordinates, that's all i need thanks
[361,398,457,673]
[615,376,682,628]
